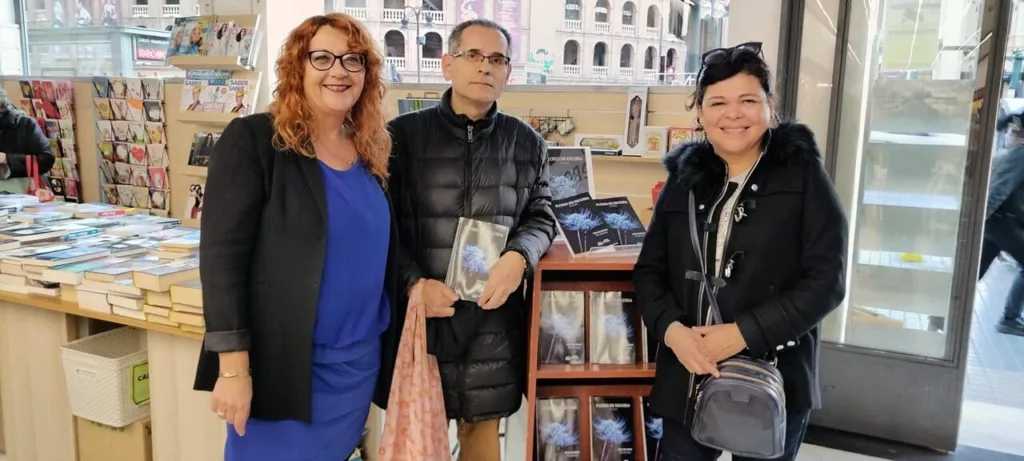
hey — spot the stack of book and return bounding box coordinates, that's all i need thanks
[0,195,205,336]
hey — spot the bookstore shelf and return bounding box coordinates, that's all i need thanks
[591,155,665,165]
[536,363,656,380]
[175,111,239,126]
[0,291,201,340]
[180,165,209,178]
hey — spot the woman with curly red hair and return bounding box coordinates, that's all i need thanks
[192,13,402,460]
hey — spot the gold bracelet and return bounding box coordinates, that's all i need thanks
[219,370,251,379]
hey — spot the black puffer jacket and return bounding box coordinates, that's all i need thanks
[0,99,56,179]
[388,88,557,421]
[634,122,848,424]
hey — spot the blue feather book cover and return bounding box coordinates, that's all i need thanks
[552,192,617,256]
[444,217,511,302]
[536,397,582,461]
[538,291,586,365]
[589,291,638,365]
[592,197,647,247]
[641,397,664,461]
[590,396,637,461]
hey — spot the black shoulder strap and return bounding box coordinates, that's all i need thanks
[688,190,723,325]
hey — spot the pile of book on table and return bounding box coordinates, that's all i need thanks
[0,195,204,335]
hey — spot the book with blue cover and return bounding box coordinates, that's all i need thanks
[444,217,510,303]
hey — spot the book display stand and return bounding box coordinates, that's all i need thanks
[163,13,263,227]
[526,243,658,461]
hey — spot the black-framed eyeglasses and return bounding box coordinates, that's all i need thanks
[451,49,511,67]
[700,41,764,64]
[307,50,367,72]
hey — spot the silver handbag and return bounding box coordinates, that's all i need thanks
[686,190,787,459]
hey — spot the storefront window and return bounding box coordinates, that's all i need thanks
[822,0,983,359]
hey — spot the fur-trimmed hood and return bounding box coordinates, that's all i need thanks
[662,121,821,189]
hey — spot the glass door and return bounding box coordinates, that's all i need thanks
[807,0,1008,451]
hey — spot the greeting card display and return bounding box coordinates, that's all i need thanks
[93,77,170,215]
[15,79,81,202]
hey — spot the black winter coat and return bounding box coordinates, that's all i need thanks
[387,88,557,422]
[986,142,1024,221]
[634,122,848,425]
[193,114,404,422]
[0,101,56,180]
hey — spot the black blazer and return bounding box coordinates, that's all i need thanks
[192,113,404,423]
[634,122,848,425]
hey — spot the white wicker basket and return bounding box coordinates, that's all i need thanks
[60,326,150,427]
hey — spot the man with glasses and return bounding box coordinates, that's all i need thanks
[387,18,556,461]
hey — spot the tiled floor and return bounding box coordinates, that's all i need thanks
[967,257,1024,409]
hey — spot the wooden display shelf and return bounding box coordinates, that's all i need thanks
[525,242,652,460]
[0,291,201,340]
[169,55,253,72]
[537,362,656,380]
[177,111,239,126]
[534,385,654,461]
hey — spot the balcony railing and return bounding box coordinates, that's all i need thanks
[593,22,610,33]
[621,25,636,36]
[643,68,658,81]
[592,66,608,78]
[563,64,581,77]
[344,7,367,20]
[563,20,583,31]
[386,57,407,70]
[423,10,444,24]
[161,5,181,17]
[382,8,404,21]
[420,57,442,71]
[131,5,149,17]
[646,26,660,38]
[618,68,633,79]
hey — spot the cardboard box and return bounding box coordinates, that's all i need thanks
[76,417,153,461]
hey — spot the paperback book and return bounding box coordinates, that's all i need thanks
[552,193,617,256]
[590,396,636,461]
[444,217,511,302]
[547,147,595,201]
[592,197,646,247]
[641,397,664,461]
[538,291,586,365]
[536,397,582,461]
[589,291,638,364]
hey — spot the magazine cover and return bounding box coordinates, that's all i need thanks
[641,397,664,461]
[539,291,586,365]
[589,291,638,364]
[590,396,636,461]
[552,193,618,255]
[536,397,582,461]
[547,146,596,200]
[444,217,511,302]
[592,197,646,247]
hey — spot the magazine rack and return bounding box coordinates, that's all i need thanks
[525,242,656,460]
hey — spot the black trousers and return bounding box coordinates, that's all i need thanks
[661,409,812,461]
[979,213,1024,320]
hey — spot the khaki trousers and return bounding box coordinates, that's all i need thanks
[456,418,501,461]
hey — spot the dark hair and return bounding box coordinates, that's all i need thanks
[687,49,773,111]
[448,19,513,56]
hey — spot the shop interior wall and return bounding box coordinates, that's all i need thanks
[2,78,691,226]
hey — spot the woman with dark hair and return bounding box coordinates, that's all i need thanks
[0,88,56,192]
[633,42,848,460]
[193,13,401,461]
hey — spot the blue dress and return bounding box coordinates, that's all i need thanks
[225,160,392,461]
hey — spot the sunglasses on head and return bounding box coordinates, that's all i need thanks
[700,41,764,64]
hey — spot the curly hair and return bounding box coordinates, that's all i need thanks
[268,13,390,183]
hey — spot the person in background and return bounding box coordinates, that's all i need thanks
[387,18,556,461]
[0,88,56,192]
[978,109,1024,337]
[633,42,848,461]
[193,13,402,461]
